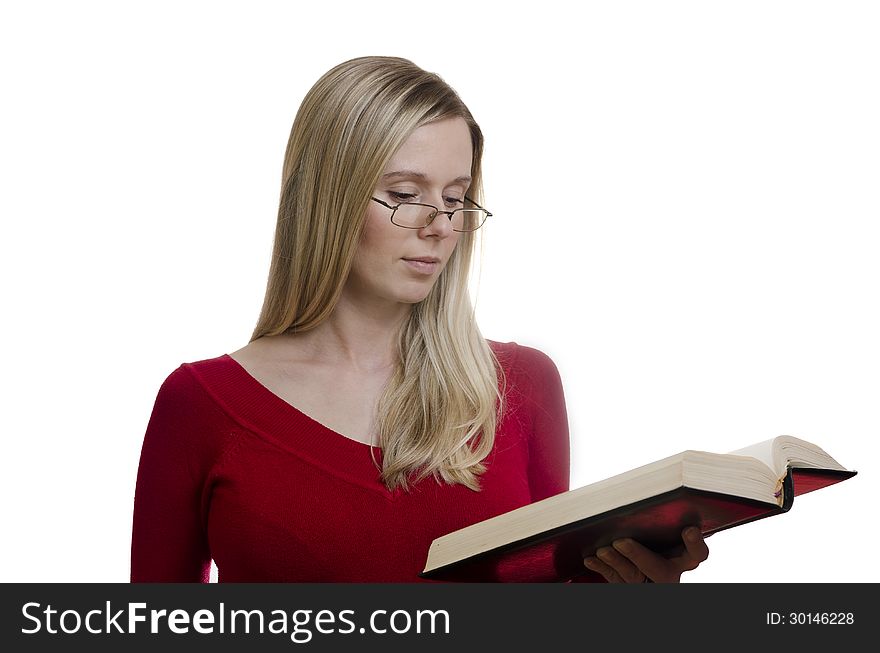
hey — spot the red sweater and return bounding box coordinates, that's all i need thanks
[131,339,592,582]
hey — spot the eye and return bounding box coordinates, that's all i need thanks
[444,197,464,208]
[389,191,416,203]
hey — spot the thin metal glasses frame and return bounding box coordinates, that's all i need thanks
[370,196,493,232]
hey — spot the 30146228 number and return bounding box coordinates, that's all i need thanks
[766,612,855,625]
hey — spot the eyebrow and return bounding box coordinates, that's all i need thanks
[381,170,472,185]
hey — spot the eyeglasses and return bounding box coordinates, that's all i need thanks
[371,196,492,232]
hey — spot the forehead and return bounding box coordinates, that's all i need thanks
[382,118,473,182]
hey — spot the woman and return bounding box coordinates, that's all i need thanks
[130,55,708,583]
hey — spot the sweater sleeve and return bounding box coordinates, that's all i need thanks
[513,345,605,583]
[514,344,600,583]
[513,344,571,502]
[130,365,219,582]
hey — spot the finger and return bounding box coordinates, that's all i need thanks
[583,555,626,583]
[609,538,667,582]
[597,545,645,583]
[680,527,710,569]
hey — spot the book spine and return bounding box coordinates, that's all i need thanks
[779,468,795,512]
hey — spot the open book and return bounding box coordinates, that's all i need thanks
[420,435,856,582]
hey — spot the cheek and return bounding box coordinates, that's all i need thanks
[447,232,463,255]
[359,212,387,245]
[357,208,402,260]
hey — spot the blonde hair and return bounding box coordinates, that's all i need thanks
[250,56,505,492]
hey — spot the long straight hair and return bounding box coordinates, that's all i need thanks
[250,56,506,492]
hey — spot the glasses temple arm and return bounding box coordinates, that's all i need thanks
[371,197,398,210]
[464,195,492,215]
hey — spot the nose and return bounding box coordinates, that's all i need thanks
[421,197,455,238]
[424,212,455,238]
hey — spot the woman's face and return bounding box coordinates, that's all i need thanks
[346,117,473,310]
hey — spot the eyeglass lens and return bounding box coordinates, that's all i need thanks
[393,204,487,232]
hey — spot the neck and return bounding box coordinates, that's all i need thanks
[289,295,411,373]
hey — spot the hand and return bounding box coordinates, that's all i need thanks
[582,526,709,583]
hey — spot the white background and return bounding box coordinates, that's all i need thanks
[1,0,877,583]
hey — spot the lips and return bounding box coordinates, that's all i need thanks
[403,257,440,263]
[403,258,440,275]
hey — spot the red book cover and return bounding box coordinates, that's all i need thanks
[420,467,855,582]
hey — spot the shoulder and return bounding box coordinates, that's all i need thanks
[143,354,243,454]
[486,339,561,380]
[162,352,233,385]
[149,352,239,418]
[139,356,242,491]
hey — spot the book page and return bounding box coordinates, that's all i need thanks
[727,438,776,470]
[774,435,849,472]
[729,435,849,477]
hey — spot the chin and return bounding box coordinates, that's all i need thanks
[391,281,436,305]
[400,293,431,305]
[392,287,433,304]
